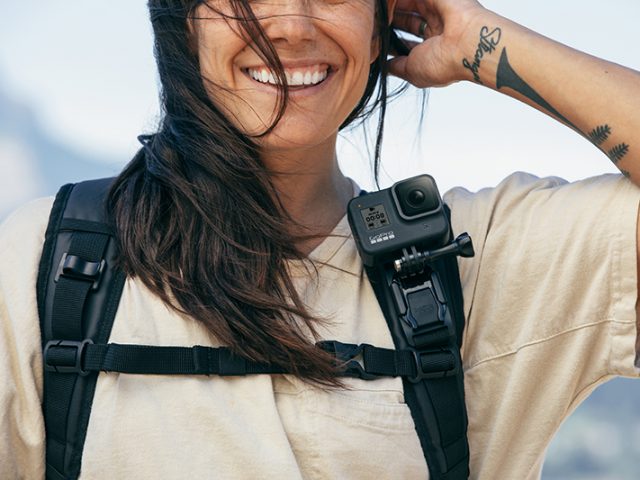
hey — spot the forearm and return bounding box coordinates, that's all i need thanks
[457,10,640,183]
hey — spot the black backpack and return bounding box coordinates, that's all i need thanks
[37,178,470,480]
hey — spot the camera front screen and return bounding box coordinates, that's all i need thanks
[360,204,390,231]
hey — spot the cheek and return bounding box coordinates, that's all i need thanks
[197,37,243,90]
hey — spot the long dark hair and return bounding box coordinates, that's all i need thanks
[108,0,408,385]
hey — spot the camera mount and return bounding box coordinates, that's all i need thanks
[393,233,475,277]
[348,174,472,478]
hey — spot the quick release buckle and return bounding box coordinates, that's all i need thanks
[54,253,105,290]
[43,339,94,376]
[408,346,460,383]
[316,341,379,380]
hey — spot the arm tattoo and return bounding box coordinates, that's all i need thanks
[607,143,630,164]
[496,48,579,131]
[588,125,612,146]
[588,126,632,173]
[462,26,502,84]
[496,50,633,175]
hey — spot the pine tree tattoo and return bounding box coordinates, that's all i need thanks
[607,143,630,164]
[588,125,612,146]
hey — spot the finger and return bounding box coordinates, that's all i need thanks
[389,38,421,57]
[388,57,434,88]
[392,10,428,39]
[393,0,425,17]
[387,56,410,82]
[393,0,418,13]
[392,0,431,22]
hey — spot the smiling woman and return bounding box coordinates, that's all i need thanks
[1,0,640,479]
[107,0,402,389]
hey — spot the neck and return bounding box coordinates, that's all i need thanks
[262,136,353,255]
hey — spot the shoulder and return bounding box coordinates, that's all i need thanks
[0,196,55,263]
[444,170,636,208]
[0,196,55,321]
[443,172,638,257]
[0,197,55,479]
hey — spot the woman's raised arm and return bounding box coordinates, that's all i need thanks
[389,0,640,183]
[389,0,640,356]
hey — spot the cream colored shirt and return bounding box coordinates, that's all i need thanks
[1,172,638,479]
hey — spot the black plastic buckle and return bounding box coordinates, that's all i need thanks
[408,347,460,383]
[54,253,105,290]
[317,341,379,380]
[43,339,94,376]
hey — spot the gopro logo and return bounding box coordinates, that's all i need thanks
[369,231,395,244]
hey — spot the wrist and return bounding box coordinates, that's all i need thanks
[454,9,508,87]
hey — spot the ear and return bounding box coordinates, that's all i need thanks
[386,0,398,25]
[370,0,399,63]
[186,21,198,56]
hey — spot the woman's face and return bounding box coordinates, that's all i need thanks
[192,0,391,154]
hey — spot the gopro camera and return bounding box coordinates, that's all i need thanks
[348,175,453,268]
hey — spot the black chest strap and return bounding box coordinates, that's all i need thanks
[43,339,455,380]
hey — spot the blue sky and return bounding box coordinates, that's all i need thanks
[0,0,639,199]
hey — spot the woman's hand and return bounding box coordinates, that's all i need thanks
[388,0,489,87]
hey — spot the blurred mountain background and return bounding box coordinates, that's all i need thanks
[0,77,122,218]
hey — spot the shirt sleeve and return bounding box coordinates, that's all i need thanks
[443,173,640,477]
[444,172,639,376]
[0,197,54,479]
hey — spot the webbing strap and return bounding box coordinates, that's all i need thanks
[44,230,110,477]
[43,341,454,380]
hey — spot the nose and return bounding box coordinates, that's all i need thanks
[261,0,316,45]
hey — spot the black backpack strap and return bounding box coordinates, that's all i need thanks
[37,178,125,480]
[364,203,470,480]
[43,340,444,380]
[36,180,468,479]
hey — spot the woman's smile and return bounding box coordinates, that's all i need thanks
[241,63,338,97]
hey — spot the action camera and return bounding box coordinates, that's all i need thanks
[347,174,474,380]
[348,175,464,268]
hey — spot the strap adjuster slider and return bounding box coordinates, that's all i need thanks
[55,253,105,290]
[44,339,94,376]
[409,347,460,383]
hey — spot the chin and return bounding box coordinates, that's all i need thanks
[253,115,339,151]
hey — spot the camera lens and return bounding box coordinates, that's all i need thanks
[407,189,426,207]
[394,175,441,218]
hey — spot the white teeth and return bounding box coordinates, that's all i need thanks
[247,66,328,87]
[291,71,304,86]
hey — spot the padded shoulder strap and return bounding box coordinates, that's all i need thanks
[364,203,470,480]
[38,178,126,480]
